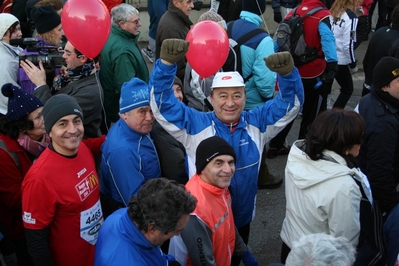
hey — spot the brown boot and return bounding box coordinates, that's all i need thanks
[258,147,283,189]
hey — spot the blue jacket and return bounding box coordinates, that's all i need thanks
[100,119,161,206]
[95,208,170,266]
[148,0,169,40]
[230,11,276,109]
[150,60,304,228]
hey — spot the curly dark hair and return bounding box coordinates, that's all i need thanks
[305,109,364,161]
[0,114,34,139]
[128,178,197,234]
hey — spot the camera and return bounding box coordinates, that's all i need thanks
[11,38,65,69]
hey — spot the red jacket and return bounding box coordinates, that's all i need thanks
[0,134,33,240]
[287,0,332,78]
[185,174,236,266]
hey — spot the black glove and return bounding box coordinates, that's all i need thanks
[321,62,338,84]
[274,12,283,23]
[160,39,190,64]
[193,1,203,11]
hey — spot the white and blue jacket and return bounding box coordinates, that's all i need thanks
[150,60,304,228]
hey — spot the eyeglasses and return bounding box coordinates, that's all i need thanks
[63,50,77,57]
[125,18,140,25]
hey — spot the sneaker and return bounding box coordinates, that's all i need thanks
[266,145,291,159]
[141,47,154,63]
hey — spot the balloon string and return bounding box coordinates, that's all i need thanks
[255,0,270,33]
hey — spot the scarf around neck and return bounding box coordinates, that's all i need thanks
[51,61,97,94]
[17,132,51,158]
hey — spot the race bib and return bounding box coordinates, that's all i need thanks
[80,199,103,245]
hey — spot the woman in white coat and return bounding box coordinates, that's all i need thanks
[280,109,370,263]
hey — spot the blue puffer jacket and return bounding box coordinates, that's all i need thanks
[94,208,171,266]
[229,11,276,109]
[150,60,304,228]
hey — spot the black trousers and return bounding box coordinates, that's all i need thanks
[325,65,354,109]
[299,77,326,139]
[280,242,291,264]
[231,223,250,266]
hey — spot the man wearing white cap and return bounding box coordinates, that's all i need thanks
[150,39,304,256]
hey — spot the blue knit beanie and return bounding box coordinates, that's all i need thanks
[119,78,150,113]
[1,83,43,121]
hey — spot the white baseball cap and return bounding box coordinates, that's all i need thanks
[211,71,245,89]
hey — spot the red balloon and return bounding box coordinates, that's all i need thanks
[186,21,229,78]
[62,0,111,59]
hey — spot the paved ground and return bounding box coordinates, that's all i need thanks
[139,36,369,265]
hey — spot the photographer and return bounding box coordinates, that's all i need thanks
[18,5,64,94]
[20,41,103,138]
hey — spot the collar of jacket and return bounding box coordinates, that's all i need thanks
[239,10,263,27]
[118,117,151,138]
[370,87,399,115]
[111,25,140,42]
[193,174,229,197]
[120,210,157,249]
[0,41,19,57]
[212,112,247,130]
[168,1,193,27]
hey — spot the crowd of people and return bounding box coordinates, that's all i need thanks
[0,0,398,265]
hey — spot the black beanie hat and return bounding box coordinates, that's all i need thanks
[373,57,399,89]
[42,94,83,133]
[242,0,266,15]
[173,76,183,89]
[196,136,236,174]
[1,83,43,121]
[30,5,61,34]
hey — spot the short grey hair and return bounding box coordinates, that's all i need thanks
[285,234,356,266]
[198,11,227,30]
[111,3,139,26]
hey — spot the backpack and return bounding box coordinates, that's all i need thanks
[222,21,266,83]
[0,139,21,172]
[276,6,326,66]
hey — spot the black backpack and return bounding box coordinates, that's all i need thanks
[276,6,326,66]
[222,21,267,83]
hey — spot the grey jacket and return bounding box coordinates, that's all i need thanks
[34,74,103,138]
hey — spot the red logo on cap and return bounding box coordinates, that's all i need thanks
[221,76,232,80]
